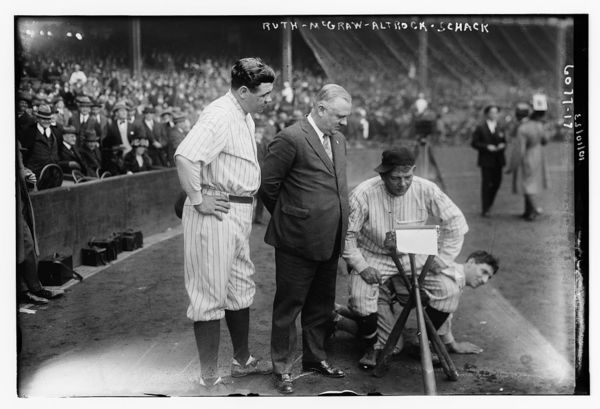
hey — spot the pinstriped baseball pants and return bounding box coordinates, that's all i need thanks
[182,202,256,321]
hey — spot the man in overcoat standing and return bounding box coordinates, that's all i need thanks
[260,84,352,394]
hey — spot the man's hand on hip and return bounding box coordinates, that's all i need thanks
[193,196,230,221]
[359,267,382,285]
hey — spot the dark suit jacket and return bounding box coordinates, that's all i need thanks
[138,119,167,145]
[471,121,507,168]
[260,117,349,261]
[80,146,102,176]
[68,111,102,142]
[123,151,153,173]
[103,120,137,149]
[58,142,88,175]
[93,113,109,141]
[16,141,38,263]
[19,124,60,177]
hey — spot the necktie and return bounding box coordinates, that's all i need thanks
[322,134,333,161]
[45,128,51,138]
[82,115,88,123]
[119,120,126,125]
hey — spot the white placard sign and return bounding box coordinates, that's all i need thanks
[395,226,439,255]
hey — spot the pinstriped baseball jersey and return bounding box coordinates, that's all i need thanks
[343,175,468,314]
[175,90,259,321]
[175,91,259,203]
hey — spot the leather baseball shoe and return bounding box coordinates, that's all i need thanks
[32,288,64,300]
[302,360,345,378]
[19,291,49,305]
[231,355,272,377]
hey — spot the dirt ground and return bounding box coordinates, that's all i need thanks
[17,143,579,397]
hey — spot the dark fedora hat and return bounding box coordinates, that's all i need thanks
[173,113,187,123]
[76,95,93,107]
[83,129,100,142]
[35,104,53,120]
[62,125,78,135]
[374,146,415,174]
[160,108,174,117]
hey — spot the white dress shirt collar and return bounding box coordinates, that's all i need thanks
[37,123,51,138]
[307,114,325,139]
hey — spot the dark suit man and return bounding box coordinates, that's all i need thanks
[16,97,36,141]
[471,105,506,217]
[91,100,109,141]
[103,102,136,153]
[137,106,168,167]
[57,125,88,175]
[80,129,103,177]
[68,95,101,145]
[260,84,352,394]
[19,104,60,178]
[103,102,136,174]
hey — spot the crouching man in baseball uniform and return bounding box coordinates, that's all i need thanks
[338,146,499,369]
[175,57,275,387]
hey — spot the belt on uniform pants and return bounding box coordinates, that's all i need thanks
[228,194,254,204]
[201,186,254,204]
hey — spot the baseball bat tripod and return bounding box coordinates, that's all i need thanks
[372,251,459,394]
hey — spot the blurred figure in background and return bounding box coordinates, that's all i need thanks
[507,98,549,221]
[471,105,506,218]
[80,129,103,177]
[19,104,61,179]
[58,125,87,176]
[16,142,64,305]
[124,133,153,174]
[412,96,446,191]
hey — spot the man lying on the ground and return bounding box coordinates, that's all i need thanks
[339,146,498,369]
[335,250,499,368]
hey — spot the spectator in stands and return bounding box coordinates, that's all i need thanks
[104,101,135,155]
[69,63,87,87]
[123,132,153,174]
[139,106,168,167]
[16,141,64,305]
[80,129,103,177]
[58,125,87,176]
[188,99,204,126]
[53,96,72,127]
[168,112,189,155]
[16,94,36,140]
[127,102,138,124]
[91,99,109,141]
[68,95,101,144]
[19,104,61,178]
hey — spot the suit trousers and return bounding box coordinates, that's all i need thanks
[480,166,503,213]
[271,248,339,374]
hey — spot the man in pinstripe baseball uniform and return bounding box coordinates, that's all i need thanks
[340,146,499,368]
[174,57,275,387]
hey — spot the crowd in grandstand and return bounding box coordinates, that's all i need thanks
[16,49,566,190]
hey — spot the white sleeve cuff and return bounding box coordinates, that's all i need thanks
[188,190,203,206]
